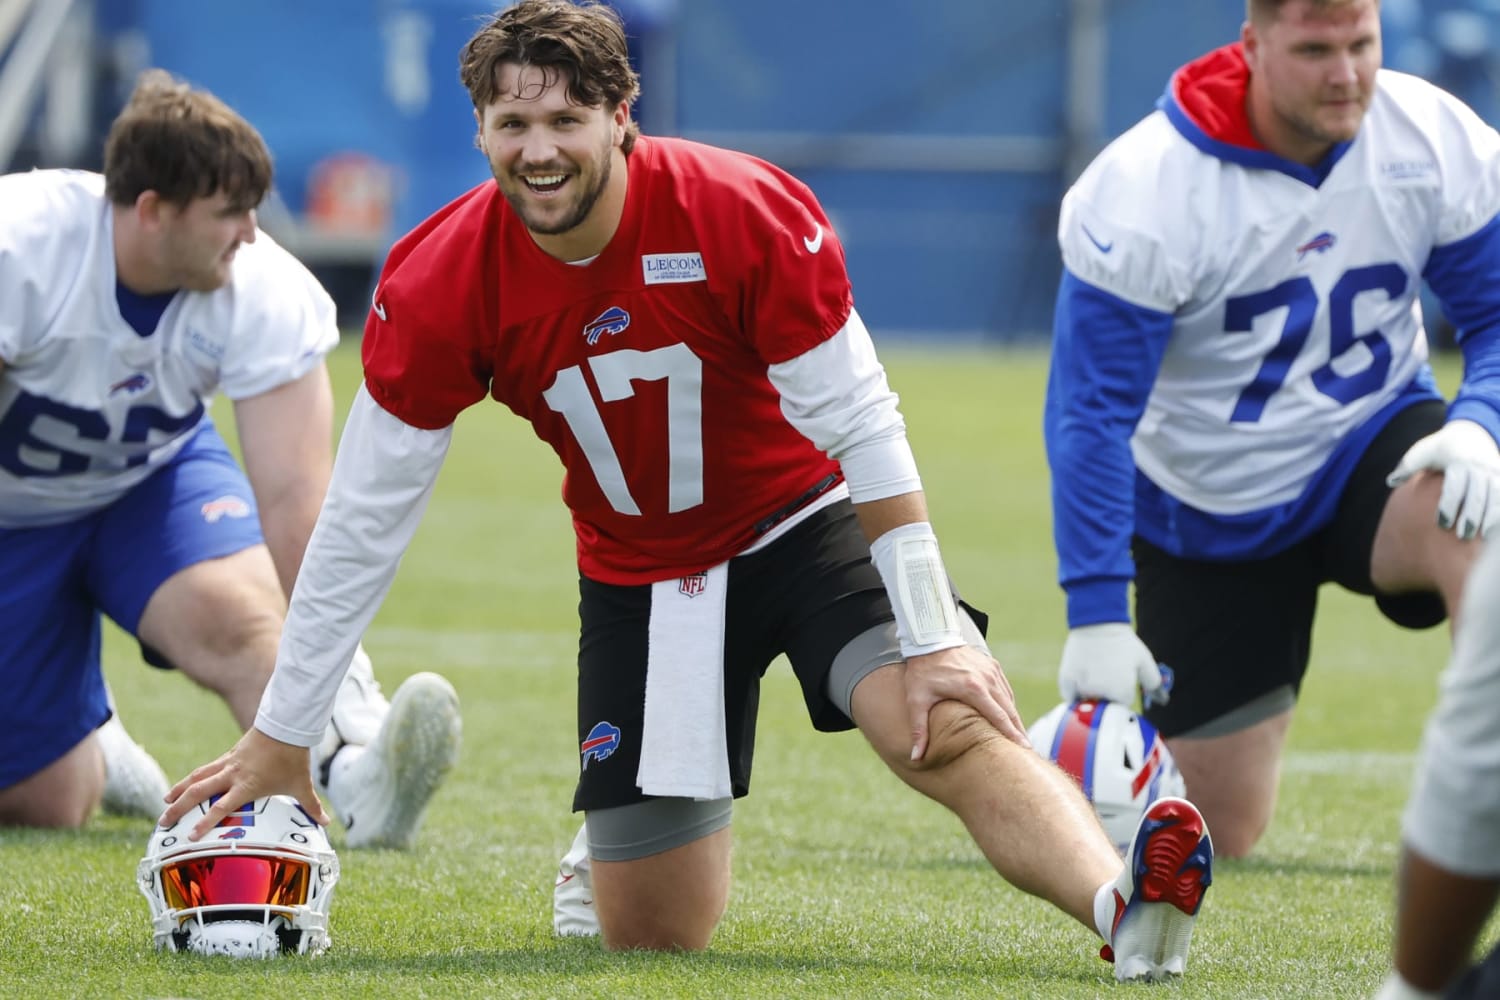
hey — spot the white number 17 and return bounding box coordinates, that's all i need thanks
[541,344,704,516]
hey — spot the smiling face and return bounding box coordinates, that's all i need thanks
[1242,0,1382,165]
[476,61,629,260]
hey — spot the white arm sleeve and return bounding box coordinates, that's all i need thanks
[767,308,922,503]
[1402,537,1500,876]
[254,385,453,745]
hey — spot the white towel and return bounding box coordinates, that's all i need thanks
[636,562,732,800]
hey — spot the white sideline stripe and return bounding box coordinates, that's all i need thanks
[1280,750,1415,776]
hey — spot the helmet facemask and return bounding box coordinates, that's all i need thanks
[138,795,339,958]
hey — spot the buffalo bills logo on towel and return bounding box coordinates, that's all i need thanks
[583,306,630,345]
[678,572,708,598]
[1295,231,1336,261]
[581,721,622,769]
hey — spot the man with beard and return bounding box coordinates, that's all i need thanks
[161,1,1213,981]
[1046,0,1500,859]
[0,69,461,849]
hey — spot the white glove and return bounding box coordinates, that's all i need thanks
[1058,622,1164,707]
[1387,418,1500,541]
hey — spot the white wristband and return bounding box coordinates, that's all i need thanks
[870,521,964,658]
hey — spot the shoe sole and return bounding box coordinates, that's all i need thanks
[345,672,462,849]
[1112,796,1213,982]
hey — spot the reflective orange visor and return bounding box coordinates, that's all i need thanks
[161,855,311,912]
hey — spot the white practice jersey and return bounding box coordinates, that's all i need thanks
[0,169,338,528]
[1059,68,1500,515]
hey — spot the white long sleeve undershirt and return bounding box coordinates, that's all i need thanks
[254,385,452,746]
[768,307,922,503]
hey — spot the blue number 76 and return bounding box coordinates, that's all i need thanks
[1225,263,1405,423]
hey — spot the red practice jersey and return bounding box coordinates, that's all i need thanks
[363,136,853,584]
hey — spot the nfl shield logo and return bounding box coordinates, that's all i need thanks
[679,573,708,598]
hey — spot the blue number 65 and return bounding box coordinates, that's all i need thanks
[0,392,203,476]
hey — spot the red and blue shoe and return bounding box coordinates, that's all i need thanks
[1100,796,1213,982]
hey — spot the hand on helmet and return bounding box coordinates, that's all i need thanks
[1058,622,1164,707]
[1388,418,1500,541]
[159,727,329,840]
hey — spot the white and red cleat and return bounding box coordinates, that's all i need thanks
[1101,796,1213,982]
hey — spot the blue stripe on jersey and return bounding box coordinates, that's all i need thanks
[1156,91,1353,188]
[1133,372,1439,560]
[1425,213,1500,440]
[1044,270,1174,627]
[114,281,178,338]
[1047,270,1447,627]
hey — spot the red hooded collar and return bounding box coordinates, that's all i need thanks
[1170,43,1264,151]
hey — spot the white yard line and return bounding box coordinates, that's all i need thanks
[1279,750,1416,776]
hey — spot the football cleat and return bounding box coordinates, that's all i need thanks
[313,643,391,794]
[325,672,461,849]
[553,822,599,937]
[1101,796,1213,982]
[98,713,172,819]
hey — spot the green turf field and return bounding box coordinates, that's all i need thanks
[0,344,1472,998]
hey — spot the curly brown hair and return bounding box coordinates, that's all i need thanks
[103,69,273,210]
[460,0,641,154]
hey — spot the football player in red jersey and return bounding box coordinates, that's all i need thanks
[162,0,1212,980]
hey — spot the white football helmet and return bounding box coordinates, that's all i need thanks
[137,795,340,958]
[1028,699,1187,855]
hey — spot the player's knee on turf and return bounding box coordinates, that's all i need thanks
[1180,766,1272,858]
[0,741,105,828]
[589,808,731,951]
[599,907,718,952]
[594,857,727,952]
[4,790,96,828]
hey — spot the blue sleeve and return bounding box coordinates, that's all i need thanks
[1424,214,1500,441]
[1044,270,1175,627]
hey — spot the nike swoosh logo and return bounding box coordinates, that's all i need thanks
[555,873,576,887]
[372,301,387,321]
[1081,224,1113,254]
[803,225,824,254]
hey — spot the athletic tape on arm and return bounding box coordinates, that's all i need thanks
[870,521,964,658]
